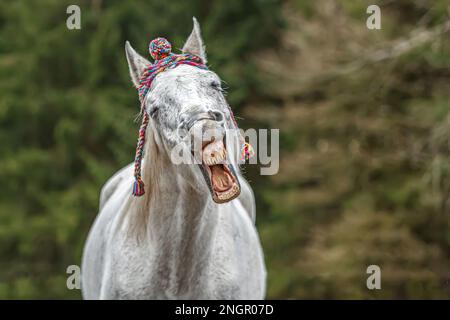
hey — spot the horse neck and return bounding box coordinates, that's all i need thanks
[133,127,219,291]
[146,157,218,241]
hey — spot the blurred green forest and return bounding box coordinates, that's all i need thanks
[0,0,449,299]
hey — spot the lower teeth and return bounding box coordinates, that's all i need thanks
[217,185,239,200]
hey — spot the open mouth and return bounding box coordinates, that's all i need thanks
[199,138,241,203]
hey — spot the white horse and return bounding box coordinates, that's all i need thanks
[81,18,266,299]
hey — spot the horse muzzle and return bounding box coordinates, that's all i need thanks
[188,117,241,204]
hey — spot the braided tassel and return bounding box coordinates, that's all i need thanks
[241,142,255,161]
[225,105,254,162]
[132,176,145,196]
[132,112,150,196]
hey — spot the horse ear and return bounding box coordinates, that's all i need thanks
[182,17,207,63]
[125,41,151,88]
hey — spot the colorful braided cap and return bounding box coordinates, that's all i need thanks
[131,37,254,197]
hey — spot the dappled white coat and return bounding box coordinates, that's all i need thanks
[81,18,266,300]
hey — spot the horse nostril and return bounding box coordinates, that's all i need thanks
[179,113,189,125]
[209,110,224,123]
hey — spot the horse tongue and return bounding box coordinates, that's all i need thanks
[210,165,233,192]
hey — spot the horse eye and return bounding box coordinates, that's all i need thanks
[210,81,222,91]
[148,106,158,118]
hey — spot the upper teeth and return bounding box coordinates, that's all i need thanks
[202,139,227,165]
[203,148,226,165]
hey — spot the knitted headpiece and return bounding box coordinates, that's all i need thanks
[131,37,253,197]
